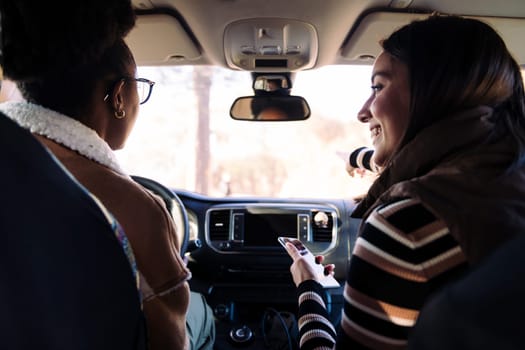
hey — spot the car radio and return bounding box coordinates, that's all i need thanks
[206,203,337,254]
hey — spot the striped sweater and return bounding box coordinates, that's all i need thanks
[349,147,379,173]
[297,197,468,349]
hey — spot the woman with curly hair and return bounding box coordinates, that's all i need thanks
[0,1,214,349]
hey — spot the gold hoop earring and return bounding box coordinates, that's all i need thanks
[114,109,126,119]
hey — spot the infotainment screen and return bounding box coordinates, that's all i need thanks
[243,212,297,246]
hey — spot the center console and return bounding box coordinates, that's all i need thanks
[192,203,343,349]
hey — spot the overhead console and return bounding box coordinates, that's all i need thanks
[224,18,318,72]
[206,203,338,254]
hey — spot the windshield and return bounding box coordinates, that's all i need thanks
[115,65,377,199]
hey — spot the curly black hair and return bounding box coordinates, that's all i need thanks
[0,0,135,81]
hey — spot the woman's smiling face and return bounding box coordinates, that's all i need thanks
[357,51,411,167]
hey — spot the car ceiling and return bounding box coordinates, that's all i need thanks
[127,0,525,70]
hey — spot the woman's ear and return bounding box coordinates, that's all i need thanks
[110,79,126,112]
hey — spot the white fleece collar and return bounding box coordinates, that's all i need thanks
[0,101,126,174]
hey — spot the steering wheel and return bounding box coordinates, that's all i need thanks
[131,175,189,258]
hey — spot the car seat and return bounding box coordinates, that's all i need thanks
[408,233,525,349]
[0,113,147,349]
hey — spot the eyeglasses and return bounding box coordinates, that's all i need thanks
[129,77,155,104]
[104,77,156,105]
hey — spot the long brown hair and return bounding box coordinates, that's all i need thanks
[382,15,525,167]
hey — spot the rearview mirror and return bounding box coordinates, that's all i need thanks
[230,95,311,121]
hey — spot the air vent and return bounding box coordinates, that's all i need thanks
[311,211,333,242]
[209,209,230,241]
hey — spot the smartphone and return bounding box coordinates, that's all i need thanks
[278,236,309,256]
[278,236,340,288]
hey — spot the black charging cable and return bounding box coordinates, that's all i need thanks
[260,307,296,350]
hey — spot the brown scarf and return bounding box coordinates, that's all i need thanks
[352,106,525,264]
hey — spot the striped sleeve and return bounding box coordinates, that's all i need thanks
[296,280,337,350]
[349,147,379,173]
[339,198,468,349]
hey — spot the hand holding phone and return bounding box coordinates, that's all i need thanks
[278,237,340,288]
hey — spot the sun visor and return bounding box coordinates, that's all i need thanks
[341,11,429,63]
[341,11,525,66]
[125,14,201,65]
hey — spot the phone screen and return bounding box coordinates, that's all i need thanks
[278,237,308,256]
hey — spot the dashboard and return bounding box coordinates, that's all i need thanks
[175,189,361,349]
